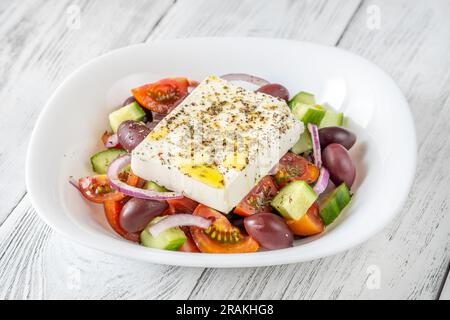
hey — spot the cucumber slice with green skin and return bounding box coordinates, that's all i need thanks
[140,216,187,250]
[319,109,344,128]
[109,102,146,132]
[292,103,326,125]
[288,91,315,108]
[90,148,127,174]
[319,183,351,225]
[291,130,312,154]
[144,181,169,192]
[271,180,318,221]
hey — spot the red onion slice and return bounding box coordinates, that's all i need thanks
[149,214,211,237]
[104,133,119,148]
[220,73,270,86]
[69,176,80,190]
[313,167,329,195]
[308,123,322,168]
[107,154,183,200]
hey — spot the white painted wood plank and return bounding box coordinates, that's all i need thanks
[147,0,361,44]
[187,0,450,300]
[0,196,202,299]
[0,0,362,299]
[0,0,206,300]
[0,0,175,224]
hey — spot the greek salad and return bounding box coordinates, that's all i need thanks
[70,74,357,253]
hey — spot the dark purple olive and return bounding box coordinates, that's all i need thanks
[122,96,136,107]
[244,213,293,250]
[117,120,151,152]
[322,143,356,188]
[119,198,168,233]
[256,83,290,101]
[318,126,356,150]
[122,96,152,122]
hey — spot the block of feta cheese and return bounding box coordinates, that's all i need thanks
[131,75,303,213]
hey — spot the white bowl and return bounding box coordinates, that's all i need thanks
[26,38,416,267]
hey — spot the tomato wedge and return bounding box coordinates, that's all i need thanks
[131,77,189,114]
[190,205,259,253]
[286,202,324,236]
[274,152,320,188]
[103,200,140,242]
[167,197,199,214]
[101,131,121,148]
[178,231,200,253]
[234,176,278,217]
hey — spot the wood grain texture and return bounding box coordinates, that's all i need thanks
[147,0,361,44]
[0,1,358,299]
[0,196,202,299]
[187,0,450,300]
[0,0,204,300]
[0,0,449,300]
[0,0,175,224]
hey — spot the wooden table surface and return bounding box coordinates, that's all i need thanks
[0,0,449,300]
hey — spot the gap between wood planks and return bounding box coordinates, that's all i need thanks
[334,0,364,46]
[436,261,450,299]
[0,0,177,229]
[144,0,177,41]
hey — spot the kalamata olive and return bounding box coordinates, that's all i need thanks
[117,120,151,152]
[322,143,356,188]
[256,83,290,101]
[119,198,168,233]
[122,96,152,122]
[318,126,356,150]
[122,96,136,106]
[244,213,293,250]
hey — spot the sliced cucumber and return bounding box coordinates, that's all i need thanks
[109,101,146,132]
[288,91,315,108]
[140,216,187,250]
[144,181,169,192]
[319,109,344,128]
[319,183,351,225]
[90,148,127,174]
[271,180,318,221]
[291,130,312,154]
[292,103,326,125]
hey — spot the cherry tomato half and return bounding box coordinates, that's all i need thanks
[131,77,189,114]
[274,152,320,188]
[167,197,199,214]
[234,176,278,217]
[101,131,121,148]
[78,172,141,203]
[103,199,140,242]
[286,202,324,236]
[190,205,259,253]
[78,175,124,203]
